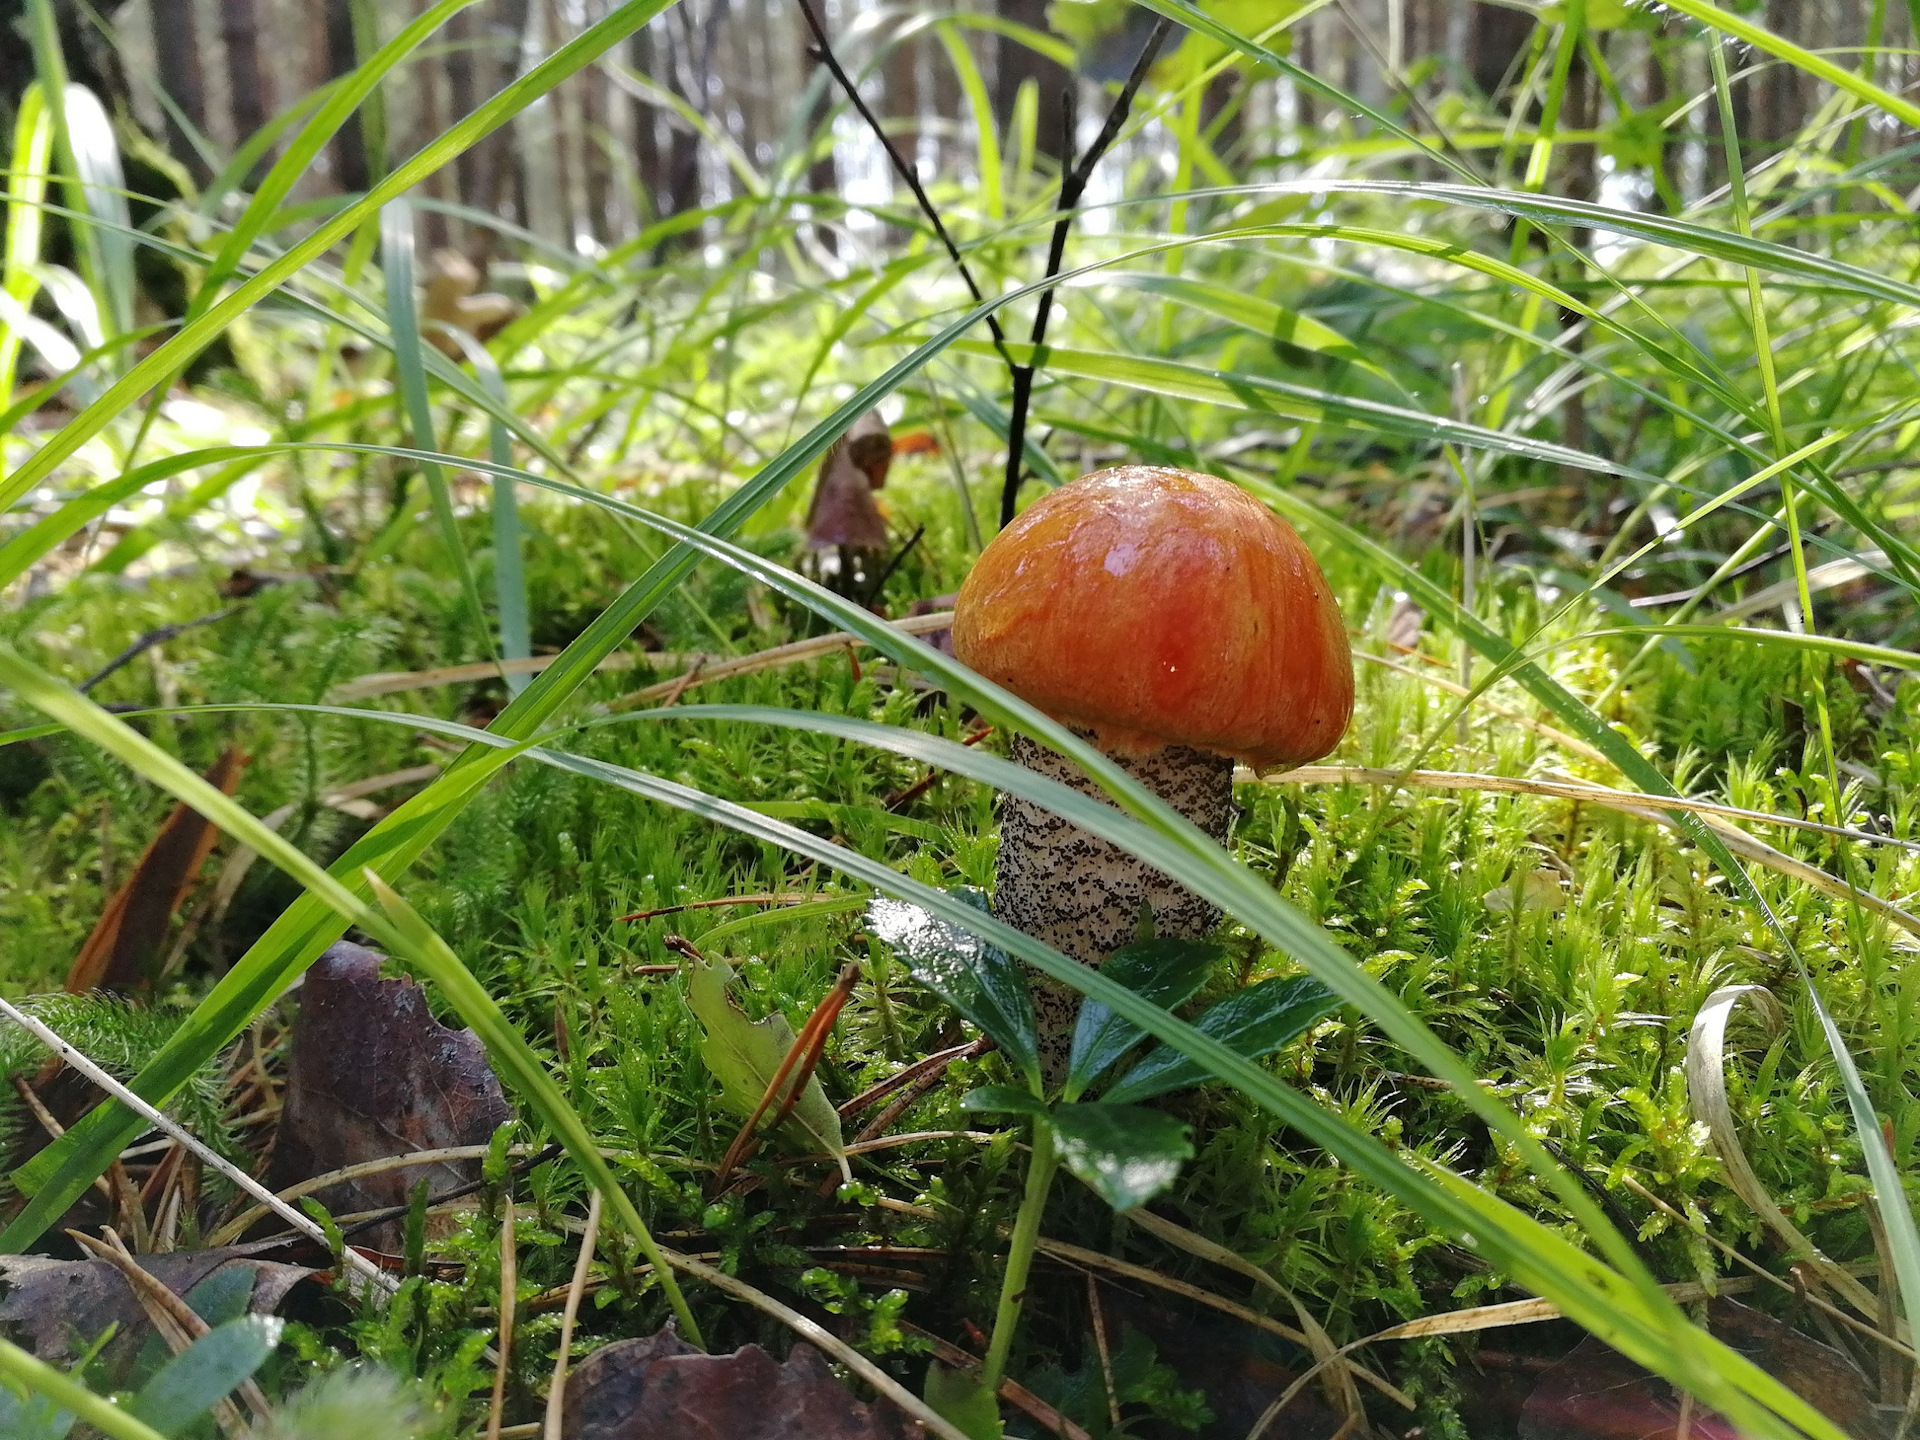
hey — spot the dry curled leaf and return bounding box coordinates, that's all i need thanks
[263,942,512,1249]
[805,441,892,551]
[68,746,248,995]
[0,1248,319,1383]
[1519,1300,1893,1440]
[562,1326,925,1439]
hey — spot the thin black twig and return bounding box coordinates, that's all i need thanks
[79,609,239,694]
[861,523,926,608]
[792,0,1012,368]
[330,1143,566,1245]
[1000,18,1172,528]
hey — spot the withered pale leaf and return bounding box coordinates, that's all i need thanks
[687,955,847,1175]
[563,1327,924,1439]
[263,942,511,1250]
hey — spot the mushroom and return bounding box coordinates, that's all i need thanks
[421,249,521,359]
[952,465,1353,1070]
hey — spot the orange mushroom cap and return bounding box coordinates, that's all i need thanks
[952,466,1354,768]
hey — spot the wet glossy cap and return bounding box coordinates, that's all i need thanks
[952,466,1353,767]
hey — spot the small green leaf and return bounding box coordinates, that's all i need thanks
[923,1360,1003,1440]
[1085,271,1382,377]
[0,1383,72,1440]
[1067,938,1225,1098]
[961,1086,1048,1117]
[129,1316,281,1436]
[867,892,1040,1087]
[686,954,848,1170]
[1048,1103,1193,1211]
[1598,99,1684,171]
[1104,976,1337,1104]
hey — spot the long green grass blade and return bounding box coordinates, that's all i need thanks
[380,198,497,664]
[0,84,53,412]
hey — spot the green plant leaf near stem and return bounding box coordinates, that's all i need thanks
[1066,939,1225,1101]
[924,1361,1003,1440]
[1047,1102,1193,1211]
[867,893,1041,1089]
[1103,976,1339,1105]
[127,1316,281,1435]
[960,1086,1048,1119]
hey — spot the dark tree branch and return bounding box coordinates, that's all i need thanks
[79,609,239,694]
[793,0,1012,367]
[999,17,1171,528]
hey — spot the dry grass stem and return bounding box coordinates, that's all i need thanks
[543,1188,601,1440]
[486,1195,517,1440]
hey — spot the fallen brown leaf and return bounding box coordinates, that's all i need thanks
[67,746,248,994]
[1520,1299,1894,1440]
[562,1326,925,1439]
[844,410,894,489]
[0,1247,319,1384]
[806,441,892,551]
[263,942,512,1250]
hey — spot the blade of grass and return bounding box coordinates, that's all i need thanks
[0,83,54,412]
[380,198,498,668]
[936,21,1003,222]
[0,1336,165,1440]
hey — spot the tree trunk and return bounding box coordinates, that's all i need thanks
[324,0,369,193]
[996,0,1071,161]
[148,0,210,182]
[631,24,667,224]
[1468,0,1534,101]
[221,0,272,153]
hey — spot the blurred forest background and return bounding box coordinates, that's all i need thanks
[6,0,1912,262]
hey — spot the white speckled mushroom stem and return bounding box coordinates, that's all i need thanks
[993,731,1235,1081]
